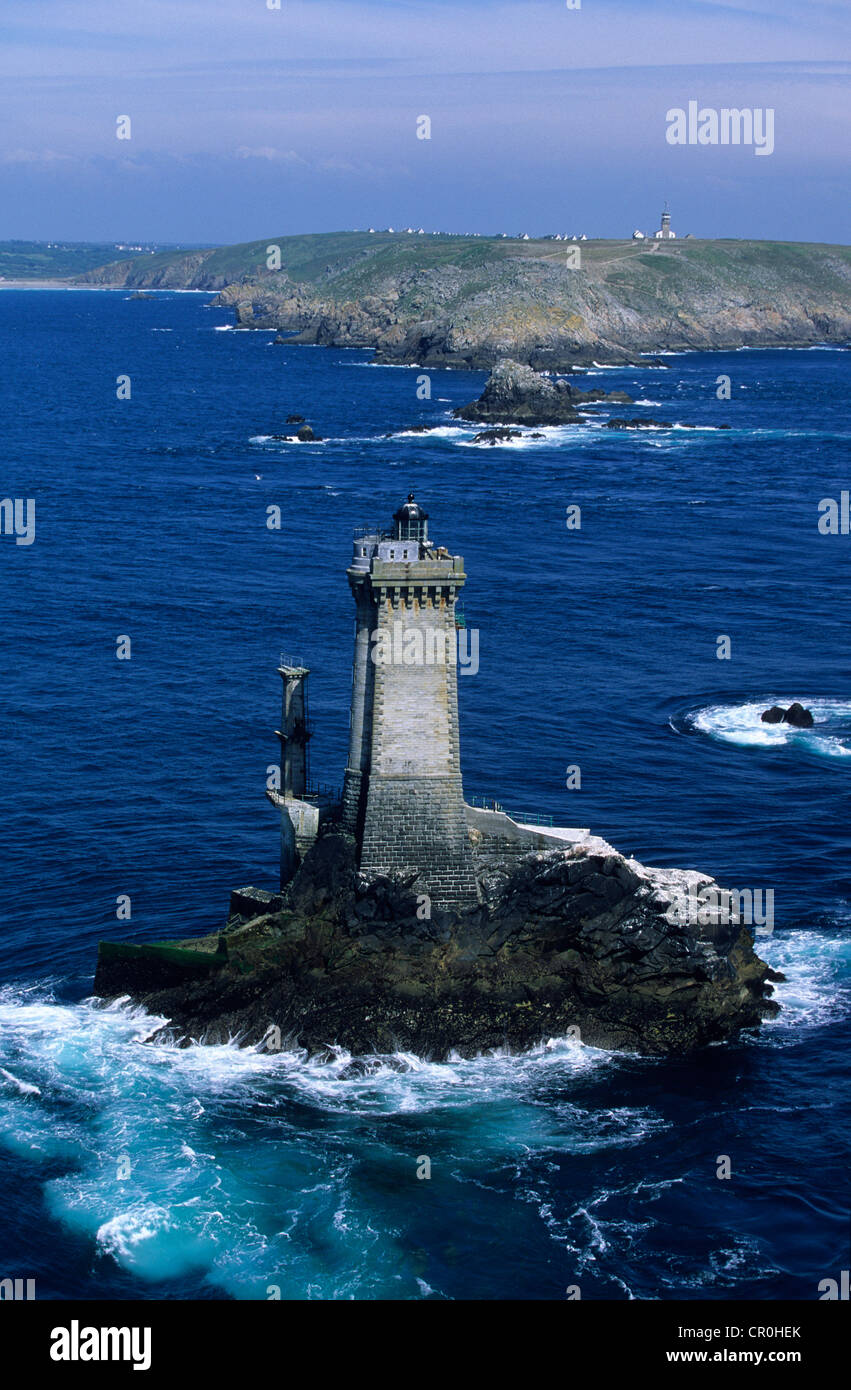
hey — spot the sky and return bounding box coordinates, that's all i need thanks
[0,0,848,244]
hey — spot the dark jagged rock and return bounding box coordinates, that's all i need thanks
[761,703,815,728]
[229,886,283,921]
[784,702,815,728]
[472,427,523,445]
[128,290,154,300]
[761,706,786,724]
[454,359,633,426]
[265,417,319,440]
[94,829,780,1060]
[606,416,674,430]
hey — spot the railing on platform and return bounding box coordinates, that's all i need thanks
[305,782,342,801]
[467,795,554,827]
[468,794,507,813]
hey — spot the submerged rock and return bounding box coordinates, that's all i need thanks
[94,829,780,1060]
[267,425,324,442]
[472,427,523,445]
[606,416,674,430]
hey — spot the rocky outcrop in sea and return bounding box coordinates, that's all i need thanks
[94,827,780,1059]
[761,702,815,728]
[454,359,632,425]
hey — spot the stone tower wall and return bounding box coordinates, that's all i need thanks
[358,576,479,910]
[278,667,308,799]
[341,580,377,836]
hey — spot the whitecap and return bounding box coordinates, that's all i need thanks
[686,698,851,760]
[757,929,851,1035]
[393,425,468,439]
[0,1067,41,1096]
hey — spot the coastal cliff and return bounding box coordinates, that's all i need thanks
[78,230,851,368]
[94,827,780,1058]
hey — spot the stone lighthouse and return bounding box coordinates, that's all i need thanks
[341,494,479,910]
[655,203,676,239]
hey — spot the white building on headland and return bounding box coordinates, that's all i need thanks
[632,206,677,241]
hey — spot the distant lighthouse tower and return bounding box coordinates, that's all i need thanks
[655,203,676,239]
[341,494,479,910]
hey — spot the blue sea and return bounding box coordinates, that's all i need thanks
[0,289,849,1301]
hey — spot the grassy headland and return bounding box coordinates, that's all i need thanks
[79,230,851,367]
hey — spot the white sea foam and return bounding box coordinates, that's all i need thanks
[0,984,640,1295]
[735,344,847,352]
[249,433,326,446]
[688,698,851,759]
[0,1066,41,1096]
[393,425,468,440]
[0,939,843,1298]
[461,423,604,448]
[388,421,605,449]
[758,929,851,1035]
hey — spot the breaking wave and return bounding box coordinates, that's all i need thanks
[677,699,851,760]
